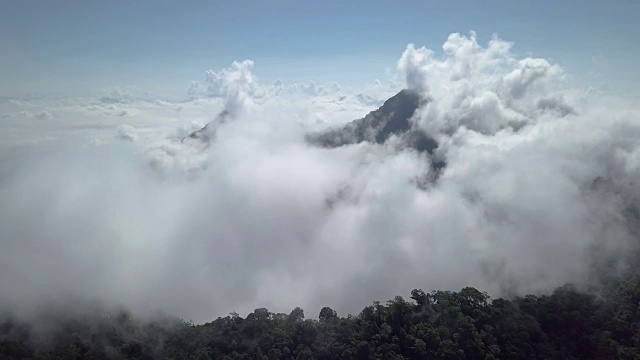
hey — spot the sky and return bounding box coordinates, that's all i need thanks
[1,0,639,98]
[1,2,640,325]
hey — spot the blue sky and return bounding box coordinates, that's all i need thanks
[1,0,638,98]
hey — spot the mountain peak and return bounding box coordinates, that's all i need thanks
[185,110,229,143]
[306,89,438,154]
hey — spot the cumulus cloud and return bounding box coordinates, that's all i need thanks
[187,81,206,99]
[33,111,51,119]
[397,32,570,136]
[502,58,560,99]
[115,124,138,141]
[96,86,151,104]
[1,33,639,326]
[201,60,256,117]
[189,61,393,108]
[98,87,134,104]
[35,111,52,119]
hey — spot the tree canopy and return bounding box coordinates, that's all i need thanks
[1,273,639,359]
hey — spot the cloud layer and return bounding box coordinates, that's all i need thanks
[1,33,639,323]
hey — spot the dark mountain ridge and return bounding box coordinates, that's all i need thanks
[187,90,440,156]
[185,90,444,179]
[305,89,439,154]
[185,110,230,143]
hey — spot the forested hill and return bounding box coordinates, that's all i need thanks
[1,274,639,359]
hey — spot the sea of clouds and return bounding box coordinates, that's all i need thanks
[1,32,639,323]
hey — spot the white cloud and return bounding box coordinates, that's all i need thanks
[0,33,639,325]
[34,111,52,119]
[502,58,560,99]
[398,32,571,136]
[189,61,397,109]
[115,124,138,141]
[202,60,256,117]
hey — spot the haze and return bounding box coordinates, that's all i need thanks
[1,1,639,325]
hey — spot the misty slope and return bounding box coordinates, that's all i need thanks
[305,89,440,155]
[0,302,185,360]
[185,110,230,142]
[2,275,640,359]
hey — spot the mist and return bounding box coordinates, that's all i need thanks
[1,33,639,324]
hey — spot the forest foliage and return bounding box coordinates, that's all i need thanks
[1,273,639,359]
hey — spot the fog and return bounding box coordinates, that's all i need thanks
[1,33,639,323]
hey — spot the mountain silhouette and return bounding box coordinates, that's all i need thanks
[305,89,439,154]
